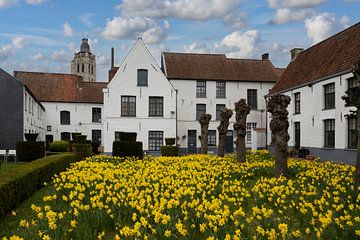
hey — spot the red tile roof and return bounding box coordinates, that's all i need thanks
[272,22,360,93]
[162,52,282,82]
[14,71,106,104]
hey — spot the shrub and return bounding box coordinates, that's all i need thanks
[73,143,92,160]
[113,141,143,159]
[161,146,179,156]
[49,141,69,152]
[24,133,38,142]
[71,132,81,141]
[73,135,87,144]
[0,153,77,220]
[91,142,100,154]
[165,138,176,146]
[117,132,137,142]
[16,141,45,162]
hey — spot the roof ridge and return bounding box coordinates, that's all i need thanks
[163,52,226,57]
[14,70,80,77]
[227,58,266,62]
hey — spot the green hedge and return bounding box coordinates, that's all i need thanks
[161,146,179,156]
[117,132,137,142]
[49,141,69,152]
[16,141,45,162]
[113,141,143,159]
[0,153,77,220]
[73,143,92,160]
[165,138,176,146]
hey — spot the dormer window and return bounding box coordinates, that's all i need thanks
[137,69,148,86]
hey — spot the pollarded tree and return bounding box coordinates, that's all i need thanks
[234,99,251,162]
[342,60,360,194]
[217,108,233,157]
[267,94,291,178]
[198,113,212,154]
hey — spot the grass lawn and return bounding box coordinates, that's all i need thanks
[0,152,359,240]
[0,162,25,174]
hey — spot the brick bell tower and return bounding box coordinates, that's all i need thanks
[71,38,96,82]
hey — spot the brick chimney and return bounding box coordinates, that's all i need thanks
[262,53,269,60]
[108,47,118,82]
[290,48,303,61]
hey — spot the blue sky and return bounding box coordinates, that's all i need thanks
[0,0,359,81]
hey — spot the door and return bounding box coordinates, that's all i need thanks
[225,130,233,153]
[45,135,53,150]
[92,130,102,144]
[188,130,197,153]
[294,122,300,149]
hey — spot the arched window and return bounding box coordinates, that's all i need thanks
[82,63,84,73]
[91,65,94,74]
[60,111,70,125]
[77,64,79,73]
[61,132,71,141]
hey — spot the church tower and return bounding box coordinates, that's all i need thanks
[71,38,96,82]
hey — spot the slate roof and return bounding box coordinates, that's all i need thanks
[14,71,107,104]
[271,22,360,93]
[162,52,282,82]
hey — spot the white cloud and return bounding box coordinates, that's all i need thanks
[117,0,241,20]
[97,54,109,66]
[79,13,95,27]
[101,17,170,44]
[267,0,325,9]
[215,30,261,58]
[63,22,74,37]
[51,49,71,62]
[270,8,314,24]
[305,13,349,44]
[0,0,18,9]
[67,42,77,52]
[31,52,46,61]
[26,0,46,5]
[223,12,248,30]
[0,36,25,61]
[182,42,211,53]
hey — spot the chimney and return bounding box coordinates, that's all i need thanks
[111,47,114,69]
[290,48,303,61]
[262,53,269,60]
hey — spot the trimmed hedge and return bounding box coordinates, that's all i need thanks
[118,132,137,142]
[161,146,179,156]
[16,141,46,162]
[113,141,143,159]
[73,143,92,160]
[0,153,77,220]
[49,141,69,152]
[165,138,176,146]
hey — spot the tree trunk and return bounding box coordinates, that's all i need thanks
[217,108,233,157]
[234,99,250,162]
[199,113,212,154]
[236,135,246,162]
[355,108,360,193]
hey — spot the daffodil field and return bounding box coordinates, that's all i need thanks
[3,151,360,240]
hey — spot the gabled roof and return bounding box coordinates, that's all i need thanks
[162,52,282,82]
[0,68,45,110]
[14,71,107,104]
[271,22,360,93]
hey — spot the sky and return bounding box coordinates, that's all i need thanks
[0,0,359,82]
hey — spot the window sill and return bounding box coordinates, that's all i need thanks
[121,116,137,117]
[196,96,207,98]
[92,122,102,124]
[137,85,148,87]
[322,147,335,150]
[322,108,335,111]
[293,112,301,115]
[216,97,226,99]
[149,115,164,117]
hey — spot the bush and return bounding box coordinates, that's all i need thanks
[71,132,81,141]
[113,141,143,159]
[117,132,137,142]
[165,138,176,146]
[91,142,100,154]
[74,135,87,144]
[0,153,77,220]
[49,141,69,152]
[16,141,45,162]
[24,133,38,141]
[161,146,179,156]
[73,143,92,160]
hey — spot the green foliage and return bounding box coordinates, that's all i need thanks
[49,141,69,152]
[73,135,87,144]
[160,146,179,156]
[72,143,92,160]
[165,138,176,146]
[91,142,100,154]
[16,141,45,162]
[0,153,77,221]
[113,141,143,159]
[117,132,137,142]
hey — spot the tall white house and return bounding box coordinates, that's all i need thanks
[270,22,360,163]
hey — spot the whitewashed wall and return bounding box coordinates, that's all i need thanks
[103,39,176,153]
[170,79,274,150]
[42,102,103,142]
[23,87,45,141]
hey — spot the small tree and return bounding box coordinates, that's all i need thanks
[342,60,360,194]
[198,113,212,154]
[234,99,251,162]
[217,108,233,157]
[267,94,291,177]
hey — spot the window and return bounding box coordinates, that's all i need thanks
[77,64,80,73]
[60,111,70,125]
[294,92,300,114]
[196,104,206,120]
[324,119,335,148]
[28,96,31,114]
[92,108,102,123]
[347,77,360,107]
[149,97,163,116]
[196,81,206,98]
[246,123,257,142]
[82,63,84,73]
[61,132,71,141]
[121,96,136,116]
[92,130,102,144]
[349,77,360,89]
[208,130,216,146]
[216,104,225,120]
[294,122,300,149]
[25,93,27,111]
[247,89,258,109]
[216,81,226,98]
[148,131,163,151]
[47,125,51,132]
[91,65,94,74]
[31,100,34,115]
[137,69,148,86]
[324,83,335,109]
[348,117,357,149]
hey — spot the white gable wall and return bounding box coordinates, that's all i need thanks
[23,87,45,141]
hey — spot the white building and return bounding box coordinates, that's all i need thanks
[269,22,360,163]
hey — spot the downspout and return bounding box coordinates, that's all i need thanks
[175,89,178,146]
[264,95,268,149]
